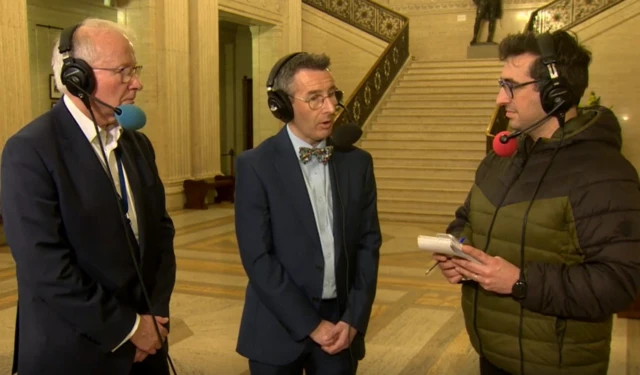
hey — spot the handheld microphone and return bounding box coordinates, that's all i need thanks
[492,100,565,157]
[331,123,362,150]
[66,81,147,130]
[332,101,362,150]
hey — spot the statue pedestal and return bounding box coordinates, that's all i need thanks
[467,42,499,59]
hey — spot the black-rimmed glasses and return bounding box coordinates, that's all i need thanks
[498,78,538,99]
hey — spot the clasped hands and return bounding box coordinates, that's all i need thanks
[433,244,520,295]
[130,315,169,363]
[310,320,357,355]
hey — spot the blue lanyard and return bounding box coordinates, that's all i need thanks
[115,148,128,215]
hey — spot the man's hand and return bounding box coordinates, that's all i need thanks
[310,320,338,347]
[321,321,357,355]
[134,348,148,363]
[154,316,169,342]
[433,253,464,284]
[130,315,169,354]
[451,245,520,294]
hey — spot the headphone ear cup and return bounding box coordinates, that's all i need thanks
[61,58,95,97]
[267,89,294,123]
[539,78,573,115]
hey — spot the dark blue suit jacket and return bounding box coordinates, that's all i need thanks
[0,101,176,375]
[234,126,382,365]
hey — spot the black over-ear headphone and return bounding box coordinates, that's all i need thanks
[266,52,302,123]
[58,24,96,98]
[536,32,574,117]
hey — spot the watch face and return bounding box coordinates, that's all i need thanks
[513,280,527,299]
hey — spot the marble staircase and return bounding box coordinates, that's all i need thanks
[361,59,503,233]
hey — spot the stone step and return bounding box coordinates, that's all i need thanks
[394,86,498,94]
[372,115,489,125]
[370,123,487,132]
[387,93,497,102]
[378,198,461,214]
[361,139,485,150]
[368,148,485,160]
[377,186,470,201]
[398,79,496,88]
[402,72,500,81]
[383,100,495,109]
[406,66,502,75]
[380,222,447,237]
[373,156,481,169]
[379,108,492,117]
[366,131,485,142]
[375,166,476,179]
[411,59,501,68]
[378,211,454,227]
[374,175,474,190]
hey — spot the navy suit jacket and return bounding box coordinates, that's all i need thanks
[0,101,176,375]
[234,126,382,365]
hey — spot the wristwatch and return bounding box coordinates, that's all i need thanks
[511,278,527,300]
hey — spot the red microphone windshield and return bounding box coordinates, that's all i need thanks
[492,130,518,157]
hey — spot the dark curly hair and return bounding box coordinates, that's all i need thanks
[498,30,592,106]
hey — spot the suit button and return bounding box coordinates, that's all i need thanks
[316,264,323,271]
[312,297,320,302]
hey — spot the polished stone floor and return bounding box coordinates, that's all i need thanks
[0,204,637,374]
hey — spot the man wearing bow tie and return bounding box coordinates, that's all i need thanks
[234,52,382,375]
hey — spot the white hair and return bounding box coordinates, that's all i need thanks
[51,18,136,95]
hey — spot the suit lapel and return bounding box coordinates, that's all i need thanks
[272,127,322,250]
[329,150,349,261]
[56,105,120,210]
[118,133,147,260]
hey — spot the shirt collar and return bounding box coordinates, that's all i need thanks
[63,94,122,147]
[286,124,327,162]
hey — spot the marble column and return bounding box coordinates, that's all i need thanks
[284,0,302,52]
[0,1,32,159]
[119,0,193,210]
[250,25,285,146]
[189,0,221,179]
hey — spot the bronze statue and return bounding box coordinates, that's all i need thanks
[470,0,503,45]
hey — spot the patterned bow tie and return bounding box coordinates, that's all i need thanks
[299,146,333,164]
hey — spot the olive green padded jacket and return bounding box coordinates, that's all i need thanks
[448,106,640,375]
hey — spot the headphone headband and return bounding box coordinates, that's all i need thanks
[59,23,96,98]
[265,52,303,123]
[266,52,302,91]
[59,24,79,56]
[535,32,574,120]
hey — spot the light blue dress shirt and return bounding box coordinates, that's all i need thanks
[286,125,336,299]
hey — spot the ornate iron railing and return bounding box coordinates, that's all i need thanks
[302,0,410,128]
[527,0,626,33]
[486,0,627,152]
[302,0,407,42]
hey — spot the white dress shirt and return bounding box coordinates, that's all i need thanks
[63,95,140,351]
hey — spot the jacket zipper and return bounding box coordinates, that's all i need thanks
[473,144,536,365]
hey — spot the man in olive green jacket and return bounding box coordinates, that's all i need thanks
[435,30,640,375]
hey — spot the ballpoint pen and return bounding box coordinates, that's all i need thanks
[424,236,465,276]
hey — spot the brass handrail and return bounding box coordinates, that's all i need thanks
[334,21,410,129]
